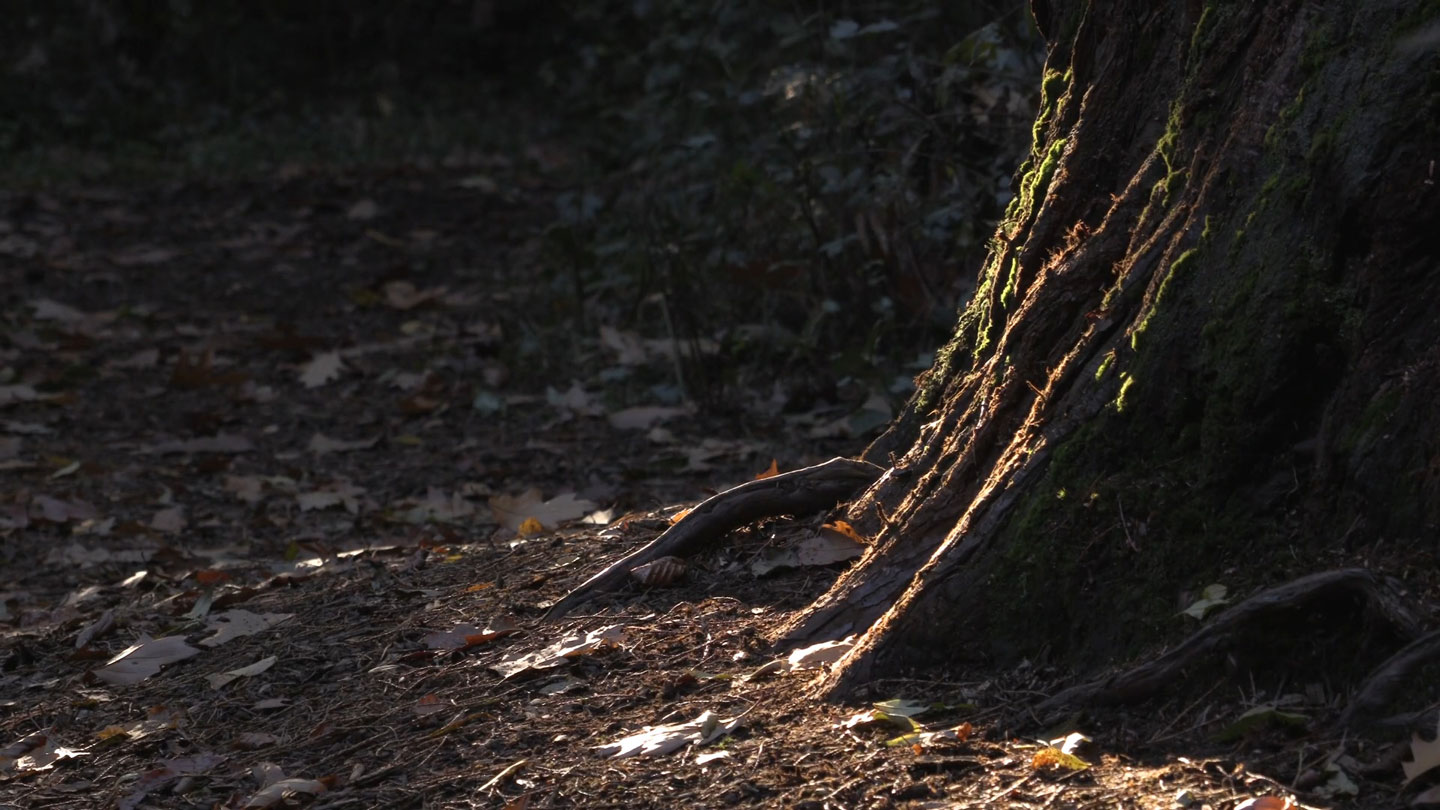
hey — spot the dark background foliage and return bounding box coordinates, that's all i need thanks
[3,0,1042,416]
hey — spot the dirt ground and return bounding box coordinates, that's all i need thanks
[0,160,1428,809]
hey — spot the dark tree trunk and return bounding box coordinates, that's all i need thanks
[783,0,1440,701]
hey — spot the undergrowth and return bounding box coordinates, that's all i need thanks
[527,0,1043,413]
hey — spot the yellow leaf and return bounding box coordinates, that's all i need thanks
[517,517,545,537]
[669,507,693,525]
[822,520,867,543]
[1031,747,1089,771]
[754,459,780,480]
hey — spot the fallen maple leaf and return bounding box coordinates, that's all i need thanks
[489,489,596,532]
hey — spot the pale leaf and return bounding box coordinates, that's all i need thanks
[149,506,186,534]
[298,352,344,388]
[139,434,253,455]
[242,776,327,808]
[200,610,293,647]
[491,625,626,679]
[607,406,687,431]
[1182,583,1229,619]
[225,475,265,504]
[489,489,595,532]
[595,710,743,758]
[1404,715,1440,786]
[208,656,278,689]
[94,636,201,685]
[782,635,857,672]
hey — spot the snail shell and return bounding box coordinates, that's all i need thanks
[630,556,687,587]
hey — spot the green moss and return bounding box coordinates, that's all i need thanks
[1095,349,1116,381]
[1000,256,1021,309]
[1189,3,1217,58]
[1115,373,1136,413]
[1016,137,1067,224]
[1131,248,1198,350]
[1031,68,1072,149]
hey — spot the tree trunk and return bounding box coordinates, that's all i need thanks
[783,0,1440,701]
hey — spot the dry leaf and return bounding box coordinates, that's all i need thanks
[225,475,265,504]
[0,385,43,407]
[207,656,278,689]
[200,610,293,647]
[755,459,780,479]
[546,382,602,417]
[752,532,865,576]
[382,280,447,310]
[149,506,186,534]
[139,434,254,455]
[782,635,857,672]
[630,556,687,587]
[241,773,327,808]
[298,352,344,388]
[423,618,520,650]
[31,495,97,523]
[396,487,476,523]
[489,489,596,532]
[608,406,687,431]
[296,482,366,514]
[94,636,201,685]
[595,710,743,758]
[1405,715,1440,786]
[822,520,867,543]
[491,625,626,679]
[1233,798,1295,810]
[346,198,379,220]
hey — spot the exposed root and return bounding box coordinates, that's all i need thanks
[1035,569,1426,721]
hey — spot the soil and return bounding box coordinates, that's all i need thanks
[0,161,1426,809]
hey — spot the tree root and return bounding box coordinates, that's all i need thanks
[541,458,883,621]
[1035,569,1427,724]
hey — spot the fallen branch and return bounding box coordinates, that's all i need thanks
[542,457,884,621]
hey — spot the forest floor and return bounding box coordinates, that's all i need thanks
[0,155,1424,809]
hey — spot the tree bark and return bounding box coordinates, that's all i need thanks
[783,0,1440,700]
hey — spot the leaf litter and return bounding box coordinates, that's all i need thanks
[0,167,1405,810]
